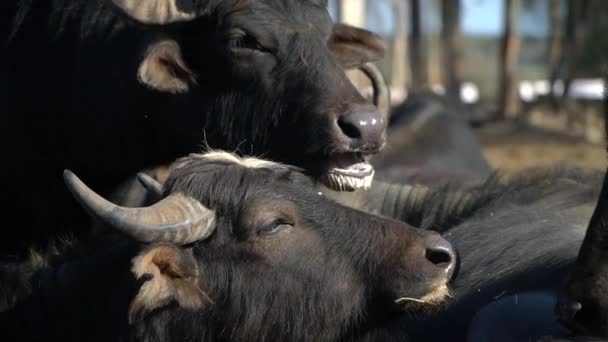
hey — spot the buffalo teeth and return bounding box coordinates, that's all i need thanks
[323,169,375,191]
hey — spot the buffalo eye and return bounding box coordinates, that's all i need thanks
[258,219,293,236]
[227,29,265,54]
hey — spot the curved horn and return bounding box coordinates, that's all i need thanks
[63,170,215,245]
[358,63,391,123]
[111,0,197,25]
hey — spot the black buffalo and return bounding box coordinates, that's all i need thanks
[541,94,608,341]
[0,0,387,257]
[0,151,456,342]
[322,161,602,341]
[371,92,492,186]
[2,151,602,341]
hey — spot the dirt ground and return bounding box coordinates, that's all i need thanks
[475,121,606,175]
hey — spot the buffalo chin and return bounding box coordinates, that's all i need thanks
[394,285,451,311]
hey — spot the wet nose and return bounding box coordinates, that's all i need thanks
[424,234,457,279]
[337,106,385,150]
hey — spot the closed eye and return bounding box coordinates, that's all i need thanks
[227,29,265,52]
[258,219,293,236]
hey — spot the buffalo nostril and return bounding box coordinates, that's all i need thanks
[423,236,457,279]
[336,108,385,149]
[425,247,453,267]
[337,117,362,139]
[426,248,452,267]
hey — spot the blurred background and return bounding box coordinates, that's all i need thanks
[333,0,607,175]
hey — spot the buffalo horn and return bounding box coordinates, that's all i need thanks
[137,172,164,200]
[358,63,391,123]
[63,170,216,245]
[111,0,197,25]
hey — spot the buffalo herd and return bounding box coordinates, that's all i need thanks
[1,0,607,341]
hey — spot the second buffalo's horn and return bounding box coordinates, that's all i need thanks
[358,63,391,123]
[64,170,215,245]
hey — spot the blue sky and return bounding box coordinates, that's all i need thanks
[462,0,550,37]
[328,0,552,38]
[463,0,504,35]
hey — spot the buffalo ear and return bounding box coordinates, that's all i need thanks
[110,0,197,25]
[129,243,211,324]
[328,23,387,69]
[138,39,196,93]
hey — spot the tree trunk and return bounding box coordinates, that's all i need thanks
[441,0,463,102]
[339,0,368,88]
[560,0,591,102]
[498,0,521,119]
[409,0,427,92]
[547,0,562,107]
[339,0,366,27]
[391,0,409,97]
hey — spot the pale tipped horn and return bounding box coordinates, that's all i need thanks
[111,0,197,25]
[63,170,215,245]
[358,63,391,123]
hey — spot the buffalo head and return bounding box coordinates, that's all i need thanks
[64,151,456,341]
[109,0,388,191]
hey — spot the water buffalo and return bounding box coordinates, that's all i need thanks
[321,160,602,341]
[1,0,388,257]
[551,179,608,340]
[3,150,602,341]
[0,151,455,342]
[371,92,492,186]
[539,94,608,341]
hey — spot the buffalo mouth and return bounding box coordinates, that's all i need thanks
[320,152,375,191]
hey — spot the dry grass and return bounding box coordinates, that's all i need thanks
[476,121,606,175]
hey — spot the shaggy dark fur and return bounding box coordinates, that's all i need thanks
[398,167,602,341]
[321,163,602,341]
[1,153,602,342]
[1,153,451,342]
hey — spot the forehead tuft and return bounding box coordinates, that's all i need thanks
[173,150,291,171]
[164,151,311,212]
[204,151,286,169]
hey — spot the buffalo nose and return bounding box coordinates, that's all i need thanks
[337,107,385,150]
[424,235,457,279]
